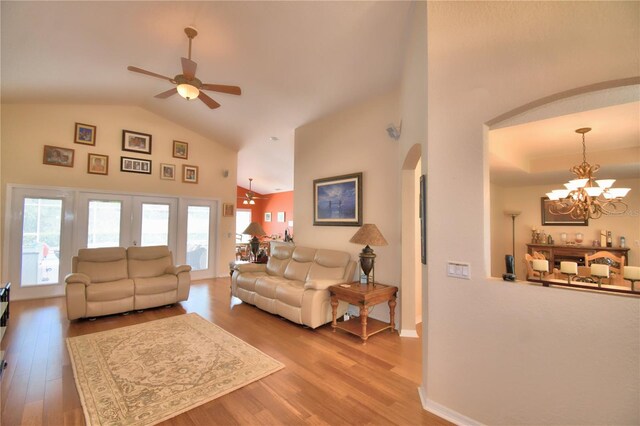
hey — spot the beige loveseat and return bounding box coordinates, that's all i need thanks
[231,243,356,328]
[65,245,191,320]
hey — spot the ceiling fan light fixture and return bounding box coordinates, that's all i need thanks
[177,83,200,100]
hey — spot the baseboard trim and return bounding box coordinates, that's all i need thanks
[399,329,419,338]
[417,386,483,426]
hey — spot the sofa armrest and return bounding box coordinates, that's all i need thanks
[304,279,345,290]
[236,263,266,273]
[65,272,91,286]
[165,264,192,275]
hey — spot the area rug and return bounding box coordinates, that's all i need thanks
[66,313,284,426]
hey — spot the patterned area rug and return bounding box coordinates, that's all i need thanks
[67,313,284,426]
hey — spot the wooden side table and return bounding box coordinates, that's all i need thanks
[329,282,397,342]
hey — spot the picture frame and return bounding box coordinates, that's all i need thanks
[43,145,75,168]
[277,211,286,223]
[74,122,96,145]
[183,164,199,184]
[122,130,152,155]
[264,212,272,222]
[541,197,589,226]
[160,163,176,180]
[420,174,427,265]
[223,203,235,217]
[87,153,108,175]
[313,172,362,226]
[120,156,152,174]
[173,140,188,159]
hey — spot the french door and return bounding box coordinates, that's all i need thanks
[75,193,178,254]
[5,185,220,300]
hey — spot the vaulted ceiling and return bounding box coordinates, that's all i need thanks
[1,1,413,194]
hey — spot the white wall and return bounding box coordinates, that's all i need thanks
[424,2,639,425]
[492,178,640,278]
[1,104,238,278]
[294,90,400,323]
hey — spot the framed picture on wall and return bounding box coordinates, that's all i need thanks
[74,122,96,145]
[223,203,235,217]
[122,130,152,154]
[87,153,108,175]
[173,140,188,159]
[121,156,152,174]
[277,211,285,223]
[160,163,175,180]
[43,145,75,168]
[183,165,199,184]
[541,197,589,226]
[264,212,272,222]
[313,172,363,226]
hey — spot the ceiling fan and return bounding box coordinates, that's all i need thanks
[127,27,241,109]
[238,178,263,205]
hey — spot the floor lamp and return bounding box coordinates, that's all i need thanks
[503,210,521,280]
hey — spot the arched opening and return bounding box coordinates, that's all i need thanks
[400,143,422,337]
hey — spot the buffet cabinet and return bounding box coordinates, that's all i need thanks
[527,244,630,270]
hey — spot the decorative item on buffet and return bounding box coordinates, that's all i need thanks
[560,232,567,245]
[575,232,584,245]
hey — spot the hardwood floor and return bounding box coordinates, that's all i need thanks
[1,279,449,425]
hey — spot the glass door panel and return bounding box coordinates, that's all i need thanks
[186,206,210,271]
[87,200,122,248]
[140,203,170,246]
[20,198,62,286]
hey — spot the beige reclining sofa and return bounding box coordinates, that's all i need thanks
[232,242,356,328]
[65,245,191,320]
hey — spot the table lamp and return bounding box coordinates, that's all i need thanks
[532,259,549,279]
[349,224,388,285]
[242,222,266,260]
[624,266,640,292]
[590,264,609,287]
[560,261,578,284]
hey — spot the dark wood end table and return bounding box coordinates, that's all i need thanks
[329,282,397,343]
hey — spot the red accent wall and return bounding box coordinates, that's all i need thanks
[236,186,294,238]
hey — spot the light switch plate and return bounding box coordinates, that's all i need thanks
[447,261,470,280]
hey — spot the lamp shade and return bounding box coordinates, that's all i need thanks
[242,222,266,237]
[349,224,388,246]
[624,266,640,281]
[591,264,609,278]
[560,261,578,275]
[532,259,549,273]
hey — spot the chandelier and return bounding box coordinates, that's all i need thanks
[545,128,630,220]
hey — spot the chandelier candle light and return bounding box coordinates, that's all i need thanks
[545,128,630,220]
[349,224,388,286]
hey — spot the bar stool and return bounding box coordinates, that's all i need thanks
[624,266,640,292]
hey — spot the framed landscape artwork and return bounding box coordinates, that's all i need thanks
[173,140,188,159]
[74,122,96,145]
[43,145,75,168]
[122,130,152,155]
[87,153,108,175]
[121,156,152,174]
[313,172,362,226]
[264,212,272,222]
[277,212,285,223]
[183,165,199,184]
[160,163,176,180]
[541,197,589,226]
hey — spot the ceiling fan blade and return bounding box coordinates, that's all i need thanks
[181,57,197,80]
[198,92,221,109]
[127,66,175,83]
[200,84,242,96]
[154,88,178,99]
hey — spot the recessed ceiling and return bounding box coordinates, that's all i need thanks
[0,1,413,194]
[489,87,640,187]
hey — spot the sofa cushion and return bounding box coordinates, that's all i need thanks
[275,281,305,307]
[127,246,173,278]
[266,243,294,276]
[307,249,352,281]
[134,274,178,295]
[292,247,317,263]
[236,271,268,292]
[86,279,134,302]
[255,276,294,299]
[77,258,129,284]
[284,259,312,282]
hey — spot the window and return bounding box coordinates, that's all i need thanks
[20,198,62,286]
[236,209,252,243]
